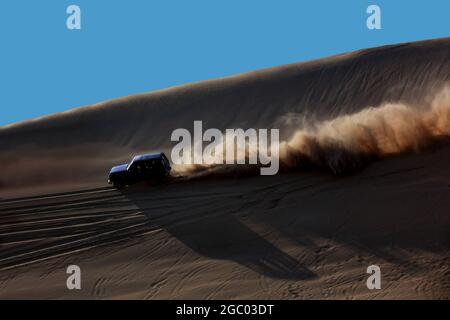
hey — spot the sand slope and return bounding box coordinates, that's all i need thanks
[1,37,450,192]
[0,38,449,299]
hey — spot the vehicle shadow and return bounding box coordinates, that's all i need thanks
[120,187,316,281]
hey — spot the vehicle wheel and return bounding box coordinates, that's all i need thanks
[113,181,124,189]
[149,177,164,186]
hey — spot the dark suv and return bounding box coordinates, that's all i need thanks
[108,152,172,188]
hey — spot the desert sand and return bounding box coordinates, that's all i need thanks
[0,38,449,299]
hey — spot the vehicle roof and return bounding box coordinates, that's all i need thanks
[127,153,164,169]
[130,153,163,162]
[109,164,129,173]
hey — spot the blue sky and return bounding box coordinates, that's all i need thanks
[0,0,449,125]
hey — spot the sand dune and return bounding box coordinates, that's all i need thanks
[1,37,450,192]
[0,38,449,299]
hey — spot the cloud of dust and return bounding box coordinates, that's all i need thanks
[174,85,450,177]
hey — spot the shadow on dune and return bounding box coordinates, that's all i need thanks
[232,145,450,272]
[120,188,316,281]
[122,142,450,281]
